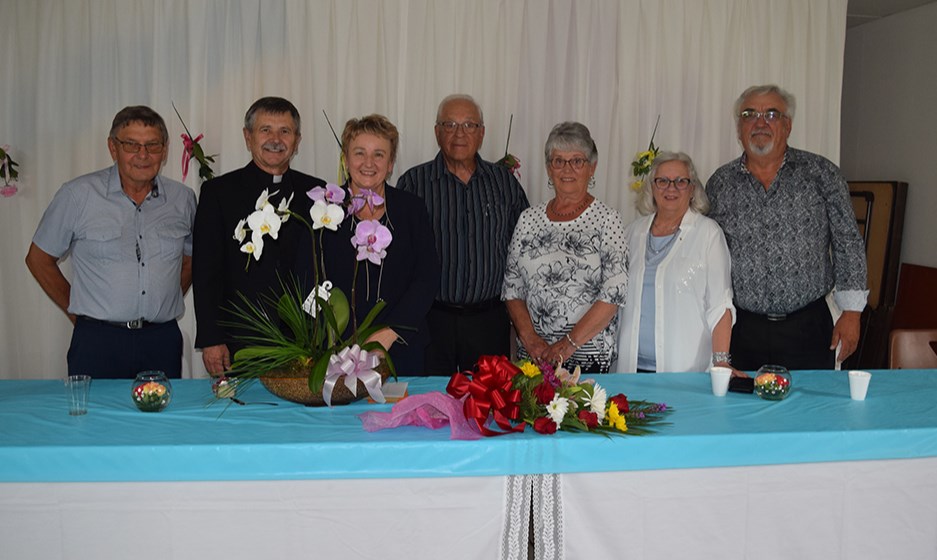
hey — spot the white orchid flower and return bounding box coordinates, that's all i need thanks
[240,239,263,261]
[233,218,247,243]
[247,203,283,241]
[277,192,294,223]
[309,200,345,231]
[254,188,279,210]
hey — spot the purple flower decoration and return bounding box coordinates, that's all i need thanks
[542,364,560,389]
[351,219,392,265]
[307,183,346,205]
[349,188,385,214]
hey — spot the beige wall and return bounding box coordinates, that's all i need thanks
[841,1,937,268]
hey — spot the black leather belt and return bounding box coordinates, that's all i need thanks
[79,316,163,330]
[432,299,502,314]
[737,297,828,323]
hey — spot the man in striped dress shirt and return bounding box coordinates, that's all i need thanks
[397,94,529,375]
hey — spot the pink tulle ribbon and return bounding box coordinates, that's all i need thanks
[180,133,203,182]
[358,391,482,440]
[323,345,385,407]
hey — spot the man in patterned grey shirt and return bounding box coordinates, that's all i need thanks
[707,84,868,371]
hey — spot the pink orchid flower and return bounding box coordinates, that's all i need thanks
[351,219,392,265]
[307,183,346,205]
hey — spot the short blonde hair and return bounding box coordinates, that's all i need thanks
[341,114,400,163]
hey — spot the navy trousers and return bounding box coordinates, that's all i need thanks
[67,317,183,379]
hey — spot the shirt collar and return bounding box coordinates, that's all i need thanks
[430,151,491,182]
[739,147,791,175]
[106,163,163,205]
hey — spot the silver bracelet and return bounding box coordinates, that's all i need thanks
[565,333,581,351]
[712,352,731,365]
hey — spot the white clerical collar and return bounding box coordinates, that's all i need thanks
[272,174,283,184]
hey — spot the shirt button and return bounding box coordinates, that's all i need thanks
[142,290,146,295]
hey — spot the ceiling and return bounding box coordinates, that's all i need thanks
[846,0,936,27]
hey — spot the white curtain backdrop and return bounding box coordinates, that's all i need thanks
[0,0,847,379]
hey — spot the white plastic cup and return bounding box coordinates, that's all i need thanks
[848,370,871,401]
[64,375,91,415]
[709,366,732,397]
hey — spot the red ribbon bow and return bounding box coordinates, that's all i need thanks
[446,355,525,437]
[180,133,203,182]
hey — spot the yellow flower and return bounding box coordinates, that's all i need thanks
[519,361,541,378]
[630,180,643,192]
[637,150,655,162]
[606,402,628,432]
[755,373,776,386]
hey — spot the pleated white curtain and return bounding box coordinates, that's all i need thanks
[0,0,847,378]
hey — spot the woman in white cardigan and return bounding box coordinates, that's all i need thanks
[617,152,736,373]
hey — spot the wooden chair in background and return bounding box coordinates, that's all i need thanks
[888,329,937,369]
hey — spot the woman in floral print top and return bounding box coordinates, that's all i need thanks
[502,122,627,373]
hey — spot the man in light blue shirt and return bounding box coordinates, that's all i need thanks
[26,106,196,378]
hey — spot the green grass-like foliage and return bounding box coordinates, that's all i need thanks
[221,276,394,392]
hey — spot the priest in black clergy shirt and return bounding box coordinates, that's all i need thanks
[192,97,326,375]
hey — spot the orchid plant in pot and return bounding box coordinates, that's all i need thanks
[222,184,395,406]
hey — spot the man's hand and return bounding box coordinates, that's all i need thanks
[366,328,399,352]
[831,310,862,363]
[202,344,231,375]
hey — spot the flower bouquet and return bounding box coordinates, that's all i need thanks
[360,355,672,439]
[172,103,216,182]
[221,184,394,407]
[0,144,20,198]
[630,115,661,191]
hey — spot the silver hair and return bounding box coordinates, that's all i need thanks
[544,122,598,165]
[436,94,484,124]
[244,97,302,134]
[635,151,710,216]
[733,84,796,127]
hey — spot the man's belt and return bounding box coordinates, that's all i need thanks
[78,316,165,330]
[737,297,828,322]
[432,299,502,314]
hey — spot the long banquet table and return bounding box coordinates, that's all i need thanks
[2,370,937,559]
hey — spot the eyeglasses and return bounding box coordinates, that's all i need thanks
[113,138,165,154]
[738,109,785,123]
[653,177,693,191]
[436,121,483,133]
[549,157,589,171]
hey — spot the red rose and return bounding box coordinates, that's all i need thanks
[533,382,555,405]
[533,417,558,434]
[610,394,629,413]
[578,410,598,429]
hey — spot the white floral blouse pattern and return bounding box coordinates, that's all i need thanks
[502,200,628,372]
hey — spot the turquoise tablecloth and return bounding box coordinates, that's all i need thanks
[2,370,936,482]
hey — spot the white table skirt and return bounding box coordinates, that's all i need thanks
[0,476,516,560]
[553,457,937,560]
